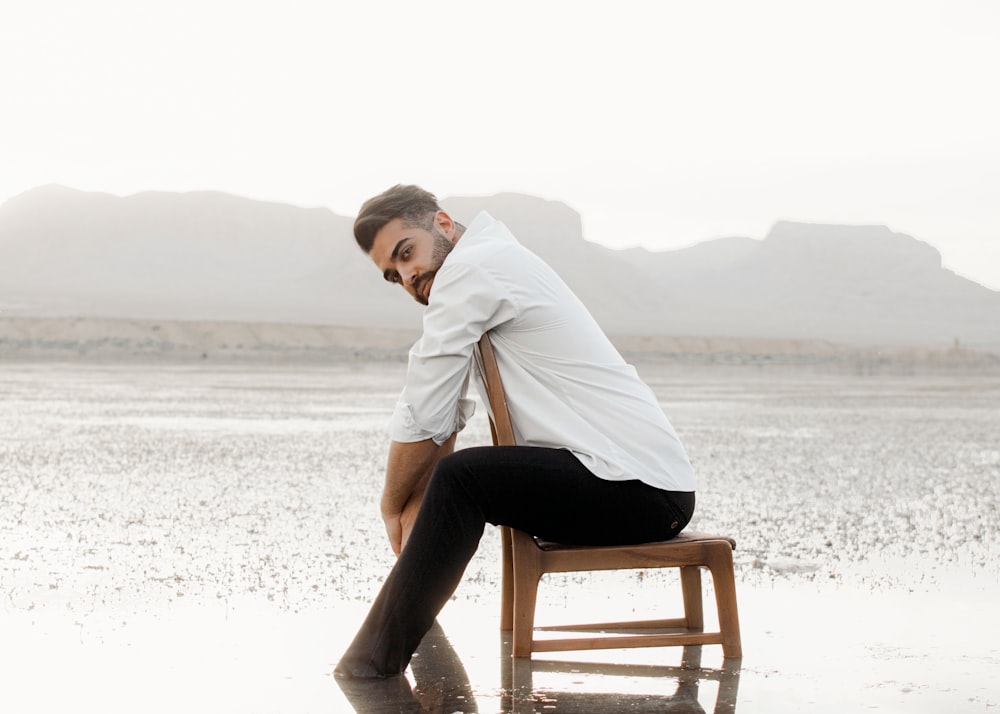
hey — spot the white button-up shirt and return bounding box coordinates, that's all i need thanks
[388,211,695,493]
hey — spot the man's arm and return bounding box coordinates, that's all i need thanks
[381,434,457,556]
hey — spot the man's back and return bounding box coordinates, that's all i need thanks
[403,210,695,492]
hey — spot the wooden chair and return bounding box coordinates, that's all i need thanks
[476,333,742,660]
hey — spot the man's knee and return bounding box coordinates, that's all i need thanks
[447,445,491,461]
[434,447,484,479]
[428,447,492,496]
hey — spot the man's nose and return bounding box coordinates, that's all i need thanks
[400,266,418,287]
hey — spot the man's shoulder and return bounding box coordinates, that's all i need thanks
[447,217,525,272]
[457,213,518,250]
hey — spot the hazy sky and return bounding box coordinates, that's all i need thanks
[3,0,998,288]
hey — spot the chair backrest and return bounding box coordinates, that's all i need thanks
[477,333,516,446]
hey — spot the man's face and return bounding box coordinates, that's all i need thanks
[369,212,456,306]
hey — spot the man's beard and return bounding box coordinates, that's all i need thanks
[413,229,454,306]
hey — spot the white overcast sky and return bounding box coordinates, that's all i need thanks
[2,0,998,288]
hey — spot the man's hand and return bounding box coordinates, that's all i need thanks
[382,488,425,556]
[382,511,404,556]
[398,491,423,553]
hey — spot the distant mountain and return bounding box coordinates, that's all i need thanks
[2,185,998,349]
[608,221,1000,347]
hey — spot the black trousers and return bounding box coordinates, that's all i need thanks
[335,446,696,678]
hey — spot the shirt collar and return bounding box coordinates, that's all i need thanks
[461,210,497,241]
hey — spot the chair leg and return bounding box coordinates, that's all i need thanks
[679,566,704,631]
[512,570,541,657]
[511,533,543,658]
[500,527,514,631]
[708,549,742,659]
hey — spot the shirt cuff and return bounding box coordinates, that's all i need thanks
[388,398,477,445]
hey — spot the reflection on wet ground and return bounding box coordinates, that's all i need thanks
[2,362,999,712]
[337,622,740,713]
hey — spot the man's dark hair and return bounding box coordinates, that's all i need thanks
[353,184,441,253]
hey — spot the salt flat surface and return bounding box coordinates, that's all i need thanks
[1,361,998,713]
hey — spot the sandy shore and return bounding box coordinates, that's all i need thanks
[3,315,998,373]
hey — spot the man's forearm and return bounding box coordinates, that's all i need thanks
[380,436,457,555]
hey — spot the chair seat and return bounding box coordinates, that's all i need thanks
[535,531,737,552]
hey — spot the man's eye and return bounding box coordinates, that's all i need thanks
[401,247,412,259]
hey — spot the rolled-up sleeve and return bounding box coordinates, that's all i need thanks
[387,257,517,445]
[388,393,477,443]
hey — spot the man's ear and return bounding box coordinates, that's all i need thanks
[433,210,458,243]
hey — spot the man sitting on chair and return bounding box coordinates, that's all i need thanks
[335,184,696,678]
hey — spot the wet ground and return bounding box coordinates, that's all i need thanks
[1,361,998,713]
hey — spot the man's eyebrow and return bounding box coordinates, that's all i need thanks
[382,239,409,281]
[390,238,408,261]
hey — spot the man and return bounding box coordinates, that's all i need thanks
[335,185,696,678]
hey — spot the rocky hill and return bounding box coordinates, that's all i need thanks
[1,185,998,350]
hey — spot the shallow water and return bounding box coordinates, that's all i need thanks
[1,361,998,712]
